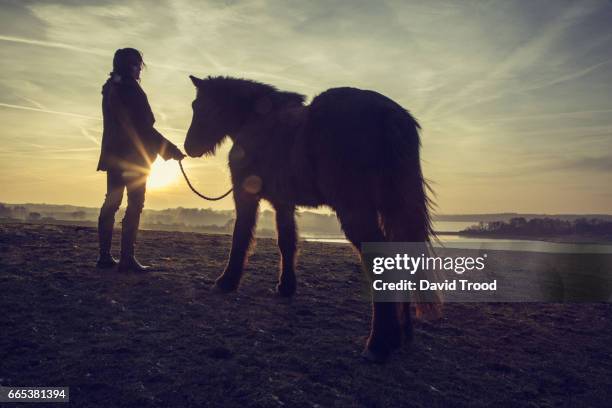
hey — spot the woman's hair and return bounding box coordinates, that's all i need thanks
[112,48,145,77]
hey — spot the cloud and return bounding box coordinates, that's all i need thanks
[0,34,109,56]
[422,1,607,120]
[565,155,612,172]
[0,102,100,120]
[0,102,186,133]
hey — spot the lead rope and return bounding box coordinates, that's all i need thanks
[178,159,233,201]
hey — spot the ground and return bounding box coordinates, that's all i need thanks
[1,223,611,407]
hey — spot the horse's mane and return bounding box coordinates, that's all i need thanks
[201,76,306,111]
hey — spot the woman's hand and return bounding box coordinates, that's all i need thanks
[172,145,186,160]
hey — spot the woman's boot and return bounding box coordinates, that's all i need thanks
[96,215,118,268]
[117,207,150,272]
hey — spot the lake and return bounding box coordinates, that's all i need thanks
[302,220,612,254]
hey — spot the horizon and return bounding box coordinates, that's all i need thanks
[1,0,612,213]
[3,200,612,219]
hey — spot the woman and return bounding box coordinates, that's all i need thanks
[96,48,184,272]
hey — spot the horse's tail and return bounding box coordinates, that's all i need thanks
[377,109,442,320]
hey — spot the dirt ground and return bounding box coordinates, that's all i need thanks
[1,223,611,407]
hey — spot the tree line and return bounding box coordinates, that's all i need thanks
[461,217,612,237]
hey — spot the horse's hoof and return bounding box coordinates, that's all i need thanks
[211,284,226,293]
[275,283,296,298]
[403,326,414,344]
[361,348,388,364]
[211,281,238,293]
[272,289,294,304]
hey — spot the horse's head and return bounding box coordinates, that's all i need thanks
[185,75,244,157]
[185,75,307,157]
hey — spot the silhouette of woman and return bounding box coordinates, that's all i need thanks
[96,48,184,272]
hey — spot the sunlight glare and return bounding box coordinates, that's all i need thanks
[147,159,181,190]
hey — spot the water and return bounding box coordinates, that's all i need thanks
[301,221,476,244]
[433,221,477,233]
[302,222,612,254]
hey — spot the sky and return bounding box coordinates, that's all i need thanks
[0,0,611,214]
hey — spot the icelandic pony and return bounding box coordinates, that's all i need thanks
[184,75,438,361]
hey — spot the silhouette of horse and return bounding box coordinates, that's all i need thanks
[184,75,438,361]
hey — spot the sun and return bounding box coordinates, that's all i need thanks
[147,159,181,189]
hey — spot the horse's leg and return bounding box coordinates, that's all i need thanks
[274,204,297,297]
[336,208,402,362]
[379,204,428,346]
[214,192,260,292]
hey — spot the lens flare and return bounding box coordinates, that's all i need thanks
[147,159,181,189]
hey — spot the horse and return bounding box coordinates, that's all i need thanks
[184,75,438,362]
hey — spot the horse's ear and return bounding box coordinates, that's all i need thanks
[189,75,202,88]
